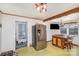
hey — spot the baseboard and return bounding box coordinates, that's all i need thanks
[30,44,32,47]
[0,50,15,56]
[46,40,52,42]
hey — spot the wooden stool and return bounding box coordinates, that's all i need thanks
[64,39,73,50]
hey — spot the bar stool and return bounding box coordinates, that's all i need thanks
[68,39,73,49]
[64,39,73,50]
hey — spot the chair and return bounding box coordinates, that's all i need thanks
[64,39,73,50]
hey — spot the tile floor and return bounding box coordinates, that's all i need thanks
[16,42,79,56]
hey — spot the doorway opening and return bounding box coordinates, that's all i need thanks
[15,21,27,49]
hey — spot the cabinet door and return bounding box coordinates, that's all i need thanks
[53,38,57,45]
[57,38,62,47]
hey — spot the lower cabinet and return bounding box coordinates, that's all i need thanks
[52,35,67,49]
[52,37,57,45]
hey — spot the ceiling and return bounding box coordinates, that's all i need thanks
[0,3,79,20]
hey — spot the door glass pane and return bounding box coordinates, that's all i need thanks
[18,23,27,39]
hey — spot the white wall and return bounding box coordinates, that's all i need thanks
[1,15,15,52]
[44,18,61,41]
[0,13,2,53]
[0,14,44,52]
[44,13,79,42]
[0,26,1,52]
[72,36,79,45]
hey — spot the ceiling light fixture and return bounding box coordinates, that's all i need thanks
[34,3,47,13]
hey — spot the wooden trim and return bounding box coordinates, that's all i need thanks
[43,7,79,22]
[0,10,42,20]
[64,22,78,24]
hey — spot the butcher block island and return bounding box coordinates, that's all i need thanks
[52,35,72,49]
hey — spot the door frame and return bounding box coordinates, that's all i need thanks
[15,21,28,49]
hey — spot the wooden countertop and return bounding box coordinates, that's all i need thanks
[53,35,70,39]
